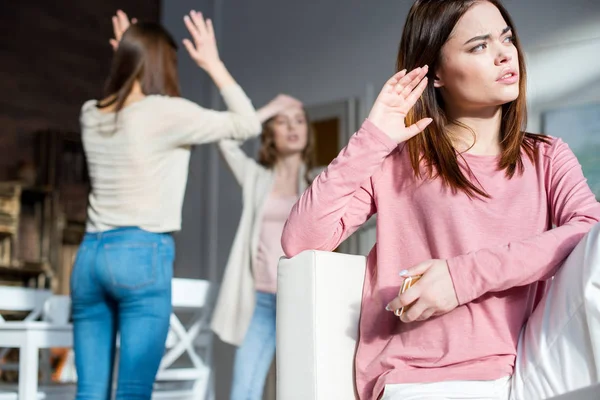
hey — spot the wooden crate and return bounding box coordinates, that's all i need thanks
[0,182,21,266]
[0,182,21,225]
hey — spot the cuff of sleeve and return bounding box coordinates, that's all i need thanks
[362,119,400,152]
[446,255,478,306]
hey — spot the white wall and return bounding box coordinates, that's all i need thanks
[161,0,600,398]
[527,34,600,132]
[218,0,600,119]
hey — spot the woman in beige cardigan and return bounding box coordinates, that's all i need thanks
[212,94,315,400]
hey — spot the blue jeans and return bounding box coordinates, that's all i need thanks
[230,291,277,400]
[71,227,174,400]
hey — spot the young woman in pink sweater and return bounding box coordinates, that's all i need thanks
[281,1,600,399]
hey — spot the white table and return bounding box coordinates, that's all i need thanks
[0,322,72,400]
[0,279,213,400]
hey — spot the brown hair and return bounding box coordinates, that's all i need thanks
[399,0,550,198]
[98,22,180,113]
[258,110,316,184]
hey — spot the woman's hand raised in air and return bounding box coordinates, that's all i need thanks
[367,66,432,144]
[182,10,236,89]
[109,10,137,50]
[182,11,221,72]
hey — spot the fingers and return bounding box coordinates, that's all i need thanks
[385,283,421,313]
[183,15,202,45]
[405,118,433,138]
[185,10,211,47]
[397,65,429,97]
[112,16,121,41]
[392,66,426,94]
[385,69,408,89]
[404,76,429,109]
[277,94,303,109]
[385,296,403,313]
[399,283,421,308]
[117,10,130,33]
[385,260,455,323]
[401,260,434,278]
[415,308,436,322]
[190,10,208,38]
[400,300,428,323]
[112,10,131,46]
[182,38,198,57]
[206,18,215,38]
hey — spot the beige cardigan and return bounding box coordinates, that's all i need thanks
[211,138,308,346]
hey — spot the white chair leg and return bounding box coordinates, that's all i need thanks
[19,343,39,400]
[207,368,215,400]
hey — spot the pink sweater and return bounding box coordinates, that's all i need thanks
[281,119,600,400]
[254,195,298,293]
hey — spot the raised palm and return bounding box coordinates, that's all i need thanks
[367,66,432,143]
[182,11,221,71]
[109,10,137,50]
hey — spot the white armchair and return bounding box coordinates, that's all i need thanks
[276,250,600,400]
[276,251,365,400]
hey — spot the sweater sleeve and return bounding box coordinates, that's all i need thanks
[164,84,261,147]
[217,138,261,187]
[281,119,398,257]
[447,138,600,305]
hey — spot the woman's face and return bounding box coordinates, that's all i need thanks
[435,1,520,113]
[271,106,308,156]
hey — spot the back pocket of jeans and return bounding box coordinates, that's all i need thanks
[104,242,157,289]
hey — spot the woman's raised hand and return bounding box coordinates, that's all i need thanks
[182,11,221,72]
[109,10,137,50]
[257,94,303,123]
[367,66,432,143]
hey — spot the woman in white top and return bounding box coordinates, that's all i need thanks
[210,94,316,400]
[71,10,261,400]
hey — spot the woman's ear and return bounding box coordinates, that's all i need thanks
[433,69,444,88]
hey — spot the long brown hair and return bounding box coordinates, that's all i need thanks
[399,0,549,198]
[258,110,316,184]
[98,22,180,113]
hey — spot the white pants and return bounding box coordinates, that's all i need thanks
[382,223,600,400]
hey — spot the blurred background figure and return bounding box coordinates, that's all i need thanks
[71,9,260,400]
[212,93,316,400]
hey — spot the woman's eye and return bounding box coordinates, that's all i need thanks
[470,43,487,53]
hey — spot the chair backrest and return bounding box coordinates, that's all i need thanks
[171,278,211,309]
[156,277,215,393]
[41,295,72,324]
[277,250,366,400]
[0,286,52,322]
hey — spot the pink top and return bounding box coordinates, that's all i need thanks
[281,119,600,400]
[254,195,297,293]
